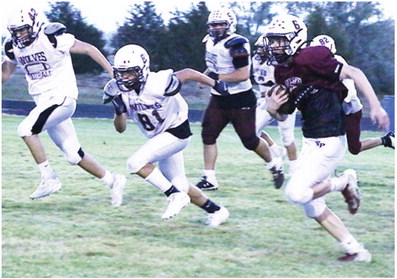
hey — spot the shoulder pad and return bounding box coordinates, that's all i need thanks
[224,36,248,49]
[202,34,210,43]
[44,23,67,36]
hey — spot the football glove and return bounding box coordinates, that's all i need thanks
[212,80,229,96]
[111,94,127,115]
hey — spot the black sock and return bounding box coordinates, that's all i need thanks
[200,199,221,213]
[164,185,180,197]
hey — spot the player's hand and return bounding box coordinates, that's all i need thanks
[111,94,127,115]
[266,85,289,113]
[370,106,390,130]
[213,80,229,96]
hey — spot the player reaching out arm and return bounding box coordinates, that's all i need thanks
[103,44,230,226]
[2,6,126,205]
[310,35,393,153]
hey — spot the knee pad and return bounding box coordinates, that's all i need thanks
[61,138,84,165]
[17,120,34,137]
[348,143,361,155]
[304,198,327,218]
[64,147,84,165]
[127,155,148,174]
[241,135,260,151]
[202,131,217,145]
[280,131,295,147]
[285,181,314,206]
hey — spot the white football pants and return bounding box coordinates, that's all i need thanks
[255,98,297,146]
[127,132,191,193]
[284,136,347,217]
[18,95,83,164]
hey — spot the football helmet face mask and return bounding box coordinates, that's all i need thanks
[254,33,270,64]
[7,7,44,48]
[113,45,150,92]
[265,15,307,64]
[311,35,336,54]
[207,8,237,42]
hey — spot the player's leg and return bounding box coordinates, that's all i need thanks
[277,111,298,174]
[17,96,73,199]
[46,100,126,206]
[127,132,191,219]
[197,102,229,190]
[160,151,229,226]
[230,106,284,189]
[313,206,371,262]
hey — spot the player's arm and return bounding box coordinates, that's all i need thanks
[113,113,127,133]
[174,68,229,95]
[340,64,389,130]
[206,37,251,82]
[2,60,16,83]
[69,39,113,77]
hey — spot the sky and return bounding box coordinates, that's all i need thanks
[1,0,395,37]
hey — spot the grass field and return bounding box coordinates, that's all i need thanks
[2,114,395,278]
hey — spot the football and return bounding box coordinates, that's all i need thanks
[267,84,293,114]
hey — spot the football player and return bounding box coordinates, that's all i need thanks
[2,6,126,205]
[252,33,298,176]
[264,14,390,262]
[310,34,394,153]
[103,44,230,226]
[196,8,284,191]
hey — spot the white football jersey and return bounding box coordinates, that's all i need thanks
[252,53,275,96]
[334,54,358,103]
[104,69,188,138]
[204,33,252,95]
[5,24,78,98]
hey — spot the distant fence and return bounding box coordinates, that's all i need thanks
[2,96,395,132]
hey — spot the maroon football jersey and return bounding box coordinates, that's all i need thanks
[274,46,348,138]
[275,46,347,93]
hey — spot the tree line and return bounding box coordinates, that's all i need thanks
[45,1,394,96]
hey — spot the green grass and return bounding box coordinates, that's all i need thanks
[2,114,394,278]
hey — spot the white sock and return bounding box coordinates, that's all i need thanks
[330,174,348,192]
[203,169,216,179]
[38,160,55,179]
[340,236,362,254]
[266,157,281,170]
[100,170,114,187]
[145,167,173,192]
[288,159,298,175]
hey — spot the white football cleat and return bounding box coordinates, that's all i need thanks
[206,206,230,227]
[29,177,62,199]
[111,174,126,207]
[338,245,372,262]
[161,192,190,220]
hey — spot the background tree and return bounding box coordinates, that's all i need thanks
[164,2,210,71]
[46,1,108,74]
[110,2,166,71]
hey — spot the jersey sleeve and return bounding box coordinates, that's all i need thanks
[296,46,343,81]
[54,33,76,52]
[164,72,182,96]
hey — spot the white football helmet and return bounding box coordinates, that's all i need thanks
[207,8,237,42]
[311,35,336,54]
[7,6,45,48]
[113,44,150,92]
[265,15,307,63]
